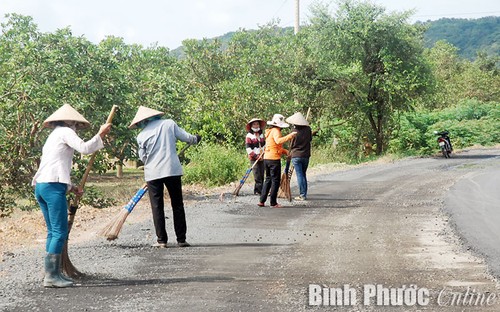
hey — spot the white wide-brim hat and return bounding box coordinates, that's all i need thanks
[246,118,266,132]
[129,106,165,129]
[286,112,309,126]
[267,114,289,128]
[43,104,90,129]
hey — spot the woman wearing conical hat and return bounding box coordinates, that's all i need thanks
[286,112,313,201]
[32,104,112,288]
[129,106,201,248]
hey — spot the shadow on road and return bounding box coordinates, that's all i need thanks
[104,242,289,249]
[187,243,289,248]
[432,153,499,160]
[79,275,235,288]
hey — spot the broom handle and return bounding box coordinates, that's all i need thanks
[232,149,264,196]
[62,105,118,278]
[77,105,118,192]
[124,183,148,213]
[251,149,264,168]
[69,105,118,229]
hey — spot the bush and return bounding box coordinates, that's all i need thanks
[79,186,117,209]
[0,188,15,217]
[183,143,248,187]
[390,99,500,155]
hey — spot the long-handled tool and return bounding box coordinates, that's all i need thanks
[99,143,192,240]
[278,158,293,201]
[99,183,148,240]
[233,151,264,196]
[61,105,118,278]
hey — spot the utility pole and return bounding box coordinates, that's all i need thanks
[294,0,300,34]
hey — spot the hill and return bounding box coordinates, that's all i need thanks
[171,17,500,60]
[422,16,500,59]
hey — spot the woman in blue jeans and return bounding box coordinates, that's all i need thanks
[286,112,313,201]
[32,104,111,287]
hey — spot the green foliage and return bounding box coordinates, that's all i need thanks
[0,186,16,217]
[183,143,248,187]
[423,17,500,60]
[424,41,500,109]
[389,100,500,155]
[0,14,184,208]
[79,186,117,209]
[179,26,300,146]
[304,0,433,154]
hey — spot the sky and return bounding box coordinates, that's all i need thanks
[1,0,499,50]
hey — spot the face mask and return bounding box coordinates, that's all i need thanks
[251,127,260,132]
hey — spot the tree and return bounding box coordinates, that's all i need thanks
[303,0,433,154]
[425,41,500,107]
[179,24,301,146]
[0,14,54,209]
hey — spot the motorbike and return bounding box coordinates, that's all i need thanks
[434,131,452,158]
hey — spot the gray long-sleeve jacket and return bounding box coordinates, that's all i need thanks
[137,119,197,181]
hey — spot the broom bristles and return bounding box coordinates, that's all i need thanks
[99,208,130,240]
[233,181,245,196]
[61,242,85,278]
[278,172,292,201]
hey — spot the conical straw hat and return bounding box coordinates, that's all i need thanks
[129,106,164,129]
[43,104,90,129]
[286,112,309,126]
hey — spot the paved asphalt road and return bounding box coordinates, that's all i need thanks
[1,148,500,311]
[445,153,500,278]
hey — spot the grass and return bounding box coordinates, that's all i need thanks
[85,168,146,206]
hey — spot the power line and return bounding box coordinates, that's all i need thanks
[271,0,290,20]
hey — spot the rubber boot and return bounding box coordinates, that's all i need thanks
[43,254,73,288]
[58,259,74,283]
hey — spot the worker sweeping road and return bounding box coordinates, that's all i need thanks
[32,104,112,288]
[129,106,201,248]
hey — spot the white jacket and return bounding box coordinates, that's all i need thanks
[32,126,104,188]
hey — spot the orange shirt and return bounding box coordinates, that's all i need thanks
[263,127,295,160]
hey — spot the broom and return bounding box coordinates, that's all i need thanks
[61,105,118,278]
[99,183,148,240]
[100,143,192,240]
[233,151,264,196]
[278,158,293,201]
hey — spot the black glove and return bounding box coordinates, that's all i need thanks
[195,134,202,144]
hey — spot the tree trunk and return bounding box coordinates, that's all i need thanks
[375,131,384,155]
[368,111,385,155]
[116,163,123,178]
